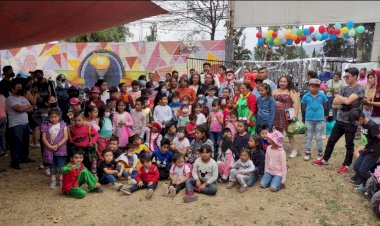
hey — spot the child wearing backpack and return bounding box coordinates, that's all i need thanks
[162,153,191,198]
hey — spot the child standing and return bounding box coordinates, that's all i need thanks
[163,153,191,197]
[153,95,173,127]
[115,143,138,185]
[260,130,287,192]
[171,127,190,155]
[205,86,218,112]
[301,79,328,161]
[185,114,197,142]
[209,100,224,155]
[97,149,125,190]
[217,136,235,182]
[145,121,163,152]
[121,154,159,199]
[225,110,238,138]
[130,97,147,138]
[151,138,173,179]
[189,124,214,163]
[247,135,265,187]
[60,148,103,199]
[183,144,218,203]
[194,103,207,125]
[97,106,113,160]
[113,100,133,147]
[195,95,210,117]
[233,120,250,160]
[256,83,276,132]
[41,109,68,189]
[222,99,234,126]
[226,149,255,193]
[177,105,190,128]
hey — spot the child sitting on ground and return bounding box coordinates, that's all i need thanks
[109,135,123,160]
[217,136,235,183]
[183,144,218,203]
[145,121,163,152]
[260,130,287,192]
[97,149,125,191]
[189,124,214,163]
[164,122,177,142]
[171,127,190,155]
[60,148,102,199]
[259,124,271,152]
[233,120,250,160]
[115,143,138,185]
[151,138,173,180]
[227,149,255,193]
[247,135,265,187]
[121,154,159,199]
[162,153,191,198]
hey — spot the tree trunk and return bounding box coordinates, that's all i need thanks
[211,27,215,40]
[356,33,364,62]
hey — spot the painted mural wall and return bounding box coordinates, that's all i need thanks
[0,40,225,88]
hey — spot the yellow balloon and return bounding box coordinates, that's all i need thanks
[268,30,273,38]
[274,38,280,45]
[341,27,348,34]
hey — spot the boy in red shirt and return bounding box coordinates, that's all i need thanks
[185,114,197,143]
[60,148,103,199]
[121,154,159,198]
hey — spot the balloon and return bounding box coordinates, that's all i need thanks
[334,29,341,35]
[318,25,326,33]
[309,26,315,34]
[292,34,298,41]
[294,38,301,45]
[292,27,298,35]
[262,30,268,38]
[333,23,342,29]
[322,32,329,40]
[286,39,293,45]
[328,28,335,35]
[346,20,355,29]
[272,31,278,38]
[278,31,285,39]
[268,30,273,38]
[348,29,355,37]
[300,35,307,41]
[312,37,317,42]
[280,38,287,45]
[256,32,262,38]
[306,37,312,43]
[343,33,350,39]
[309,33,315,38]
[284,32,291,40]
[258,38,264,45]
[303,28,310,35]
[315,33,322,41]
[274,38,280,45]
[296,29,303,36]
[355,30,360,38]
[356,25,365,34]
[341,27,349,34]
[330,34,337,41]
[337,33,343,38]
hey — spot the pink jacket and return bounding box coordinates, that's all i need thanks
[265,145,287,183]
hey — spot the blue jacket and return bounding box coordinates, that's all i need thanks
[319,72,333,82]
[256,95,276,128]
[151,149,173,169]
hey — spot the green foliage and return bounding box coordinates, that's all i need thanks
[65,25,132,42]
[322,38,354,58]
[233,28,252,60]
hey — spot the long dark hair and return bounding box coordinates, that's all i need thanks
[189,73,202,86]
[221,137,235,154]
[277,75,298,92]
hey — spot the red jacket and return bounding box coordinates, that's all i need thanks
[70,124,99,147]
[61,162,85,194]
[136,165,159,183]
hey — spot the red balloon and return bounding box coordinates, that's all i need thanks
[300,35,307,41]
[295,38,301,44]
[309,26,315,33]
[328,28,334,35]
[272,32,277,38]
[318,25,326,33]
[312,37,317,42]
[256,32,262,38]
[334,29,341,35]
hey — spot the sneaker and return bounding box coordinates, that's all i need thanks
[146,189,154,199]
[317,152,323,160]
[113,182,124,191]
[50,180,57,189]
[93,187,103,193]
[356,184,367,193]
[44,168,51,176]
[289,150,298,158]
[303,151,311,161]
[238,186,248,193]
[226,181,235,189]
[338,165,349,174]
[168,186,176,198]
[37,164,44,170]
[350,174,362,186]
[161,183,169,197]
[120,188,131,195]
[183,195,198,203]
[312,159,328,166]
[128,179,137,185]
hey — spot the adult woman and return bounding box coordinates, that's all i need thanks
[165,73,172,88]
[95,79,109,104]
[189,73,205,96]
[326,72,344,119]
[236,83,257,135]
[168,77,178,99]
[198,73,216,96]
[364,71,380,124]
[273,75,300,158]
[55,74,70,119]
[177,78,196,103]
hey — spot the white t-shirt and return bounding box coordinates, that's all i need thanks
[172,137,190,154]
[169,164,191,181]
[49,123,61,141]
[196,113,207,125]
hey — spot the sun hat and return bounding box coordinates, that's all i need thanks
[267,130,284,147]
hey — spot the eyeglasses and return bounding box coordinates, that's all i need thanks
[343,75,350,80]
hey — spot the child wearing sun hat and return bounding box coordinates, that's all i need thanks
[260,129,287,192]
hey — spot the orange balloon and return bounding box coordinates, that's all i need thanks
[284,33,291,39]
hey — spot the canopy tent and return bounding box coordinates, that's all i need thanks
[0,1,167,50]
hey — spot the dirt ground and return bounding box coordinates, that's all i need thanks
[0,135,379,226]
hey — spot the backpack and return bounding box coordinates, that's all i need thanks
[173,163,193,178]
[367,166,380,198]
[371,190,380,218]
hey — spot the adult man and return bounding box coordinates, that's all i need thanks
[259,67,276,92]
[313,68,365,174]
[0,65,15,97]
[200,62,212,84]
[33,69,56,107]
[148,72,159,88]
[217,65,227,84]
[319,65,333,83]
[7,79,34,169]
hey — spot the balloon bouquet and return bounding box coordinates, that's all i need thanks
[257,20,366,46]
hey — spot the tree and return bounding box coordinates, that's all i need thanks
[312,48,316,57]
[145,23,158,42]
[233,28,251,60]
[65,25,133,42]
[322,38,354,58]
[356,23,375,61]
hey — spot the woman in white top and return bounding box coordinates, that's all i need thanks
[325,72,344,120]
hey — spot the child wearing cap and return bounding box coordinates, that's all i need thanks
[301,78,328,161]
[259,130,286,192]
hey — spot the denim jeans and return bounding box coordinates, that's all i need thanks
[210,131,222,156]
[185,178,217,195]
[9,123,30,166]
[247,171,260,187]
[100,167,129,184]
[260,172,282,191]
[128,181,157,193]
[0,118,6,154]
[323,120,357,166]
[353,152,379,184]
[50,156,66,175]
[305,120,324,152]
